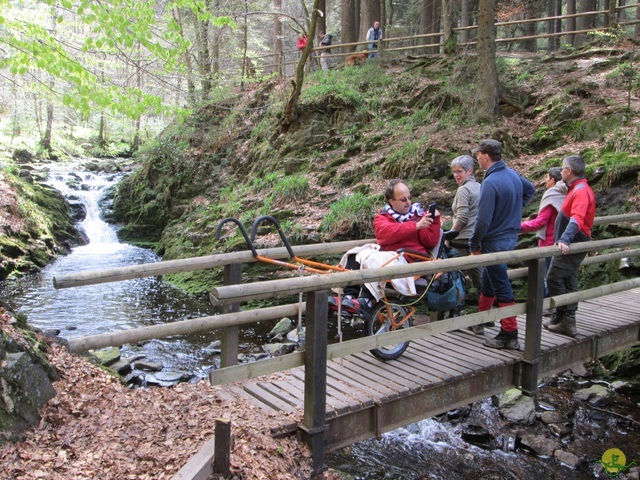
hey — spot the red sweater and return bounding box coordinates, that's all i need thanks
[373,211,441,257]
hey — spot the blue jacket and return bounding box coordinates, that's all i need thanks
[469,160,535,251]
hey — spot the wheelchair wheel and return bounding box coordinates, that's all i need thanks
[366,302,413,361]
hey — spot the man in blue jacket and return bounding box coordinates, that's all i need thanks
[469,139,536,350]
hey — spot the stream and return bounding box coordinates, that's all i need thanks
[1,163,638,479]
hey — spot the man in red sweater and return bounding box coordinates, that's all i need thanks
[329,180,441,315]
[373,179,441,256]
[546,155,596,337]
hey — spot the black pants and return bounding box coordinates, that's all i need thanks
[546,251,587,315]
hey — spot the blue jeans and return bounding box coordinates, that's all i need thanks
[481,237,517,303]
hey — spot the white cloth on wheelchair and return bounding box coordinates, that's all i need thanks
[337,244,417,301]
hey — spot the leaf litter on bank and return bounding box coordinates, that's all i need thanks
[0,336,341,480]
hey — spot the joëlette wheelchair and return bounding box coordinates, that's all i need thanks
[216,216,465,361]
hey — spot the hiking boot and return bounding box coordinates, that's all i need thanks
[548,314,577,338]
[350,297,374,319]
[543,311,563,329]
[469,324,485,335]
[484,329,520,350]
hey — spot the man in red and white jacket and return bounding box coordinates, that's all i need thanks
[329,179,441,316]
[373,179,441,257]
[545,155,596,337]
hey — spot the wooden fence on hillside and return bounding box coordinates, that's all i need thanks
[256,4,640,76]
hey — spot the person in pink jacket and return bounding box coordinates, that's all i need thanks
[520,167,567,298]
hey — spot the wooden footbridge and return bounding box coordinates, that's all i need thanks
[52,214,640,479]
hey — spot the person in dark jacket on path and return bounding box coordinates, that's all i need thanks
[469,139,536,350]
[545,155,596,337]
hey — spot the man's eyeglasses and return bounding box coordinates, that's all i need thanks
[394,196,411,203]
[561,166,570,171]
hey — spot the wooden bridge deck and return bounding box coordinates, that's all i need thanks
[219,288,640,451]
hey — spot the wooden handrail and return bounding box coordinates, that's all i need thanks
[210,236,640,305]
[53,213,640,289]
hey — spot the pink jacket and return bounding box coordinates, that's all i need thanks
[521,205,557,246]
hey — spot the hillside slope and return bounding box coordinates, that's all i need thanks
[112,42,640,292]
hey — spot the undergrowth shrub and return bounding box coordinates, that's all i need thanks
[321,193,375,239]
[273,174,309,202]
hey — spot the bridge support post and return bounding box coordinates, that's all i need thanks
[299,290,328,477]
[522,258,545,396]
[221,263,242,368]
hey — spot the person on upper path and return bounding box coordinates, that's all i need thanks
[545,155,596,338]
[520,166,567,298]
[366,21,383,58]
[318,31,333,71]
[469,139,536,350]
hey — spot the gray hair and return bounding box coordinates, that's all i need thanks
[450,155,474,172]
[563,155,586,177]
[548,167,563,182]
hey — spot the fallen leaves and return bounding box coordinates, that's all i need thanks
[0,342,342,479]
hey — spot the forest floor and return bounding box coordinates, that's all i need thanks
[0,322,344,480]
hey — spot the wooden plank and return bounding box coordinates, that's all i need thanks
[326,360,401,401]
[416,341,489,374]
[269,374,348,417]
[340,353,420,396]
[419,332,501,369]
[348,354,424,393]
[388,351,452,384]
[438,332,520,363]
[262,380,305,410]
[289,368,375,411]
[285,371,357,415]
[241,382,299,413]
[225,384,280,414]
[406,339,477,376]
[332,357,409,397]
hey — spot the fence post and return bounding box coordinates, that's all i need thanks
[213,418,231,475]
[521,258,545,396]
[220,263,242,368]
[299,290,328,477]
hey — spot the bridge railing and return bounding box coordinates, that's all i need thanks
[55,213,640,476]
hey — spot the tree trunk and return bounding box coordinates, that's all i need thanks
[212,0,220,76]
[442,0,456,55]
[98,111,107,149]
[317,0,326,36]
[173,8,197,105]
[617,0,626,22]
[636,4,640,39]
[341,0,357,52]
[461,0,470,44]
[360,0,381,45]
[547,0,562,51]
[281,0,320,132]
[39,10,56,155]
[41,95,54,154]
[420,0,440,53]
[194,11,213,100]
[131,43,143,154]
[575,0,597,47]
[567,0,577,47]
[274,0,283,77]
[521,0,538,52]
[477,0,499,119]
